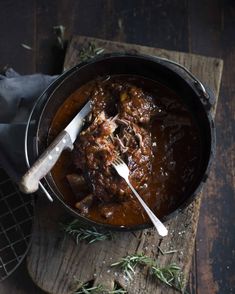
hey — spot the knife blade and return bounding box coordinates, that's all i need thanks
[19,100,92,194]
[65,100,91,143]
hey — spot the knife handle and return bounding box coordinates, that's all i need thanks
[19,130,73,194]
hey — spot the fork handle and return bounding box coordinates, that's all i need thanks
[126,180,168,237]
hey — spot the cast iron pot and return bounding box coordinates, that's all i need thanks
[24,53,216,231]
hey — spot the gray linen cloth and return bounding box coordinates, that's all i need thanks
[0,68,57,181]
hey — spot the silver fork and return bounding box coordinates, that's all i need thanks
[112,157,168,237]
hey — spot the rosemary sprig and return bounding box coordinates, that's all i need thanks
[74,283,104,294]
[109,288,127,294]
[74,282,127,294]
[111,253,153,280]
[151,265,187,293]
[151,263,181,285]
[111,253,188,293]
[158,246,179,255]
[78,42,105,62]
[62,219,113,244]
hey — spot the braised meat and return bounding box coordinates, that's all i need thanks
[50,75,202,226]
[119,85,155,125]
[73,80,155,208]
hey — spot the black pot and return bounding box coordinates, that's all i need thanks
[25,53,216,231]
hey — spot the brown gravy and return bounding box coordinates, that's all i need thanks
[49,75,201,227]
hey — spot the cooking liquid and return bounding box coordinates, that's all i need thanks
[49,75,201,227]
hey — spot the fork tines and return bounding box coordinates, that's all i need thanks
[112,156,124,166]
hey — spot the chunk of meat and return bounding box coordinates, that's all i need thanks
[75,194,94,215]
[100,204,115,219]
[119,85,155,125]
[66,174,89,199]
[75,111,118,173]
[90,80,120,117]
[74,112,119,202]
[72,81,154,209]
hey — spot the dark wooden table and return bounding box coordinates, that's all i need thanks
[0,1,234,293]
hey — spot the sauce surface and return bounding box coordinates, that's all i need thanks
[49,75,201,227]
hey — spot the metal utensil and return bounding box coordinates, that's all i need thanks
[19,100,92,194]
[0,167,34,281]
[112,157,168,237]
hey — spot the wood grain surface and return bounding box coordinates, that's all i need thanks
[26,36,223,294]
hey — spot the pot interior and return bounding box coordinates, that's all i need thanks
[29,54,214,230]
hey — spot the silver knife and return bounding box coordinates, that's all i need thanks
[19,100,91,194]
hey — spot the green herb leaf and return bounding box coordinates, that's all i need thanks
[151,263,187,293]
[158,246,179,255]
[74,283,105,294]
[78,42,105,62]
[111,253,188,293]
[62,219,113,244]
[74,282,127,294]
[111,253,153,280]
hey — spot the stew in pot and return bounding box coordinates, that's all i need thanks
[49,75,201,227]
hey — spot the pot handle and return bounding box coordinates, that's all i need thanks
[157,57,213,110]
[19,130,73,194]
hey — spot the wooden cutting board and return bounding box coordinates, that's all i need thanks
[27,36,223,294]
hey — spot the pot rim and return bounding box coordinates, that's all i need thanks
[24,52,216,231]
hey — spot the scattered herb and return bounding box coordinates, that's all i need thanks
[74,282,127,294]
[53,25,66,49]
[176,272,188,293]
[74,283,104,294]
[21,43,32,50]
[78,42,105,62]
[109,288,127,294]
[151,263,187,292]
[111,253,188,293]
[62,219,113,244]
[111,253,152,280]
[158,246,179,255]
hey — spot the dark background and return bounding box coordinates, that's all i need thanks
[0,1,234,293]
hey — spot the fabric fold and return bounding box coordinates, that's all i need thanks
[0,68,58,180]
